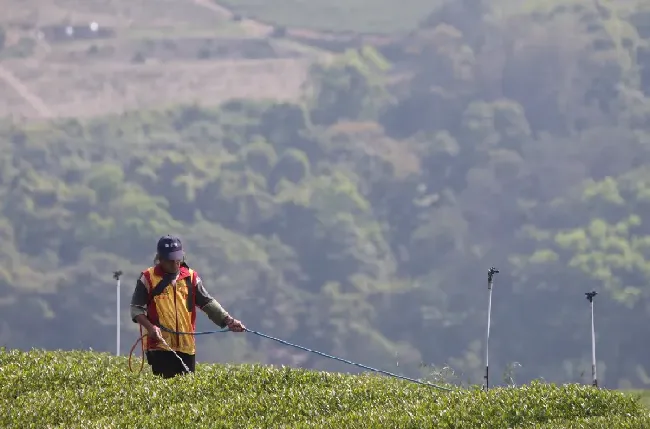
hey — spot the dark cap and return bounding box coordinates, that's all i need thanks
[157,235,184,261]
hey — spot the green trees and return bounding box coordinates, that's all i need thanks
[3,0,650,389]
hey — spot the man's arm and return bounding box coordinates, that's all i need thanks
[195,275,233,328]
[130,274,164,340]
[130,275,149,323]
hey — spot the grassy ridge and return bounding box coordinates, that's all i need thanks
[215,0,442,34]
[1,349,649,428]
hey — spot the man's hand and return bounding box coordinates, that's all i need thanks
[135,314,164,343]
[225,316,246,332]
[148,325,164,343]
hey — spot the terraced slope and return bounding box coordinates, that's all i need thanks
[0,0,318,119]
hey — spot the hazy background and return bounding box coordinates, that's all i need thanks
[1,0,650,389]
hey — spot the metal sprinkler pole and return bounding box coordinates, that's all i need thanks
[585,291,598,387]
[113,270,123,356]
[484,267,499,391]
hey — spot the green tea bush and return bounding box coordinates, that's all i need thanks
[1,349,649,428]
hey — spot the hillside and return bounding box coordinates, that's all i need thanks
[1,0,646,119]
[2,0,650,395]
[2,349,650,428]
[0,0,320,119]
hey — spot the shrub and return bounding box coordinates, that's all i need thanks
[1,349,649,428]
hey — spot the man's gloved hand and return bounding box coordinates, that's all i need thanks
[224,315,246,332]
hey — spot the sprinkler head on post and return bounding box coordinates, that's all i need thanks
[113,270,123,280]
[488,267,499,288]
[585,291,597,302]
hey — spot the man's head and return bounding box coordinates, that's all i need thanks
[156,235,184,273]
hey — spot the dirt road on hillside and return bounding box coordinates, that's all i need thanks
[0,65,53,118]
[192,0,272,37]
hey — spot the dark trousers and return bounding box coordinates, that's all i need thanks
[146,350,196,378]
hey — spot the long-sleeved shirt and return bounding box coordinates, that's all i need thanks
[130,269,231,328]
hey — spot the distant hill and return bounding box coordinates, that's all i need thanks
[0,0,328,120]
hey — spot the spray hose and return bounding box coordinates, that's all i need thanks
[128,324,453,391]
[128,325,146,373]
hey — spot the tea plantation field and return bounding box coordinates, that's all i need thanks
[1,349,649,428]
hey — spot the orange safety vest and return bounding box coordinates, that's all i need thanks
[140,264,198,355]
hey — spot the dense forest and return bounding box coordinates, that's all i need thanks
[2,0,650,389]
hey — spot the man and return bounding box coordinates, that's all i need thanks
[130,235,246,378]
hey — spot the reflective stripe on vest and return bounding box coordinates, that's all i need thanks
[142,266,197,355]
